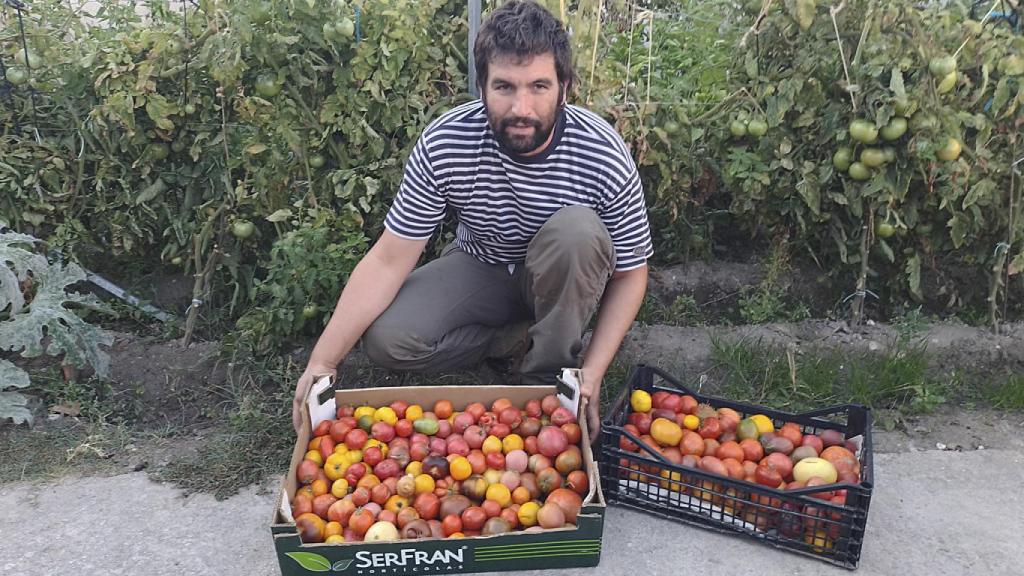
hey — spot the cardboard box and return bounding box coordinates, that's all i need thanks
[271,380,606,576]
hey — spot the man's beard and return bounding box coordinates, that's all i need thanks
[486,86,563,155]
[493,115,553,154]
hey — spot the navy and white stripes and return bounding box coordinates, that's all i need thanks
[385,100,653,271]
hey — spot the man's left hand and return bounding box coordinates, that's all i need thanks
[579,371,602,442]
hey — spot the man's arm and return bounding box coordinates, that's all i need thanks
[580,265,648,434]
[292,230,428,430]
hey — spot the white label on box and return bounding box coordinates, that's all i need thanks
[559,368,582,417]
[307,375,337,429]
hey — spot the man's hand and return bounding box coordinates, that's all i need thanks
[293,364,337,432]
[579,370,602,442]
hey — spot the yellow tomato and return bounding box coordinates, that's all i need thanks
[518,501,540,527]
[304,450,324,467]
[414,473,435,495]
[650,418,683,447]
[450,456,472,481]
[750,414,775,435]
[502,434,524,453]
[354,405,376,420]
[630,390,652,413]
[482,435,503,455]
[333,443,349,454]
[324,534,346,544]
[323,453,349,481]
[330,478,350,498]
[405,404,424,421]
[405,461,423,477]
[485,483,512,507]
[385,495,410,514]
[682,414,700,431]
[345,449,363,464]
[374,406,398,425]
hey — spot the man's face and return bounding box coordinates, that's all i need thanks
[482,53,565,156]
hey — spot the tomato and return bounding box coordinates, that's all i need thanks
[663,120,680,135]
[14,50,41,69]
[847,162,871,181]
[302,304,318,319]
[251,1,272,25]
[747,118,768,137]
[231,220,255,239]
[936,137,962,162]
[936,71,957,95]
[875,222,896,239]
[170,256,184,266]
[184,103,197,115]
[336,18,355,38]
[831,147,852,171]
[848,120,878,144]
[859,148,886,168]
[928,55,956,78]
[149,143,170,161]
[255,74,281,97]
[729,119,747,138]
[5,67,27,86]
[880,117,907,141]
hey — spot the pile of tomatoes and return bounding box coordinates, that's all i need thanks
[617,389,864,550]
[291,395,589,544]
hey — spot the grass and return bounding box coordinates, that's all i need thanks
[983,374,1024,410]
[151,357,298,500]
[636,293,702,326]
[0,419,133,483]
[708,335,945,414]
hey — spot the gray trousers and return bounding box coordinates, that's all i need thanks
[362,205,615,385]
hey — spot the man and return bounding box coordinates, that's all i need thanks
[292,0,652,435]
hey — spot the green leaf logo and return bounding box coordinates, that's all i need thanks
[285,552,332,572]
[332,559,353,571]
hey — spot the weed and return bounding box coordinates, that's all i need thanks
[636,294,701,326]
[984,375,1024,410]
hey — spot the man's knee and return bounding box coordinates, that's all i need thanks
[530,206,614,272]
[362,324,432,370]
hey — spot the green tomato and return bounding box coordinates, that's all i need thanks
[149,143,170,161]
[184,103,197,115]
[880,117,907,141]
[875,222,896,239]
[747,119,768,138]
[909,112,938,133]
[892,98,913,116]
[255,74,281,98]
[14,50,41,69]
[309,154,326,168]
[928,55,956,78]
[336,18,355,38]
[859,148,887,168]
[170,256,184,266]
[251,1,272,25]
[5,67,27,86]
[231,220,256,239]
[998,55,1024,77]
[882,147,897,163]
[302,304,319,319]
[832,147,853,171]
[171,138,188,153]
[848,162,872,181]
[936,71,957,95]
[663,120,680,135]
[936,137,962,162]
[849,120,878,144]
[729,119,748,138]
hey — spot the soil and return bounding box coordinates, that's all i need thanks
[3,260,1023,488]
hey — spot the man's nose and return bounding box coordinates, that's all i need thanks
[511,92,532,118]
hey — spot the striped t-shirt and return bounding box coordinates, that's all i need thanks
[384,100,653,272]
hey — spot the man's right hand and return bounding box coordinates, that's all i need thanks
[293,364,337,433]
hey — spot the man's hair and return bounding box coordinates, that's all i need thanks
[474,0,574,93]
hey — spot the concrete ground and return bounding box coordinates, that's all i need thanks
[1,449,1020,576]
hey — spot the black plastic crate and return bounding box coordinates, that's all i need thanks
[599,365,873,569]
